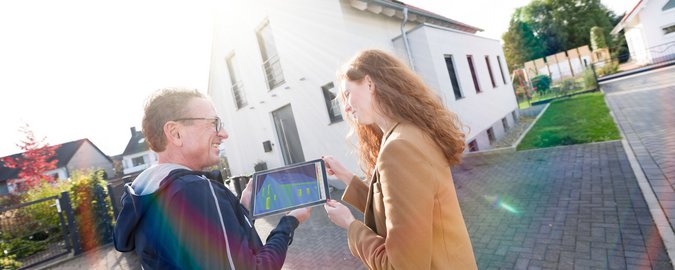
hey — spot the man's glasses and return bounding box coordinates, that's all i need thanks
[173,117,223,133]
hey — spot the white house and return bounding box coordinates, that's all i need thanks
[207,0,519,180]
[120,127,158,176]
[611,0,675,65]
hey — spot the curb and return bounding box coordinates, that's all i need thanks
[463,103,550,158]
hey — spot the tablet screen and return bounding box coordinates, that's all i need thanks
[250,159,330,219]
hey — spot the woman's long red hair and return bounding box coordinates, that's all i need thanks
[339,49,466,176]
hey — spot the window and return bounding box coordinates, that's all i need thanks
[663,24,675,35]
[257,19,285,90]
[487,128,496,144]
[485,56,496,88]
[468,140,479,152]
[663,0,675,11]
[502,117,509,131]
[444,55,463,99]
[226,53,247,109]
[321,82,343,123]
[512,110,518,122]
[497,55,507,85]
[132,156,145,167]
[467,55,481,93]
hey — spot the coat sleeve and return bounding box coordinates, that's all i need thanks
[165,180,298,270]
[347,138,436,270]
[342,175,369,213]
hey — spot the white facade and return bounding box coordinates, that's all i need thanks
[612,0,675,64]
[208,0,518,178]
[122,150,158,175]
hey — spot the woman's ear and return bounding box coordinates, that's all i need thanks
[164,121,183,147]
[365,75,374,92]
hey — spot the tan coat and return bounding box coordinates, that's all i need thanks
[343,122,477,270]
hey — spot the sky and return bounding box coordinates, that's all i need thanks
[0,0,636,158]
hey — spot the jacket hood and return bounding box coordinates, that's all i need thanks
[113,163,189,252]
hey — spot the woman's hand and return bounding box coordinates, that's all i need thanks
[322,156,355,186]
[240,177,253,212]
[324,199,356,229]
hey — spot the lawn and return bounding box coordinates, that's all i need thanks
[516,92,621,150]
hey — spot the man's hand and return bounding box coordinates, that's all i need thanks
[287,207,311,223]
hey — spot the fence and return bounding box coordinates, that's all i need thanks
[0,192,81,269]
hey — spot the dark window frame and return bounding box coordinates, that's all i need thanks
[321,82,343,124]
[444,55,464,100]
[497,55,508,85]
[467,55,481,93]
[485,56,496,88]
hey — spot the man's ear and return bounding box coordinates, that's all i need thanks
[164,121,183,147]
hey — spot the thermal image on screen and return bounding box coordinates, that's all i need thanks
[252,161,326,217]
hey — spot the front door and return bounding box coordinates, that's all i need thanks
[272,104,305,165]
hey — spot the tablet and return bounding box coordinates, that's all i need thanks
[250,159,330,219]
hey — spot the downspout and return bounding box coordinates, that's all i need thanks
[401,6,415,71]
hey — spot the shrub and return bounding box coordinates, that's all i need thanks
[0,254,22,270]
[531,75,552,94]
[69,170,113,251]
[583,69,597,90]
[0,194,25,208]
[597,61,619,76]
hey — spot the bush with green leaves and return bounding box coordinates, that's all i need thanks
[69,169,113,251]
[591,26,607,51]
[0,253,22,270]
[583,69,597,90]
[531,75,552,94]
[597,61,619,76]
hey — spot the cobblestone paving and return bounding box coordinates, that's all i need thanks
[455,141,670,269]
[602,67,675,228]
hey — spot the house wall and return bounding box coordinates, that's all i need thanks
[67,141,114,178]
[122,150,157,175]
[392,25,518,152]
[209,0,516,177]
[209,0,423,177]
[638,0,675,61]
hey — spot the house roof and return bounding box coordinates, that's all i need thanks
[0,138,112,181]
[350,0,483,34]
[122,127,150,156]
[611,0,645,34]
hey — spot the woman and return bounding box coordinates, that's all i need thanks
[323,49,477,269]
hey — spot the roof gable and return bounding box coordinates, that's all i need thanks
[0,138,111,181]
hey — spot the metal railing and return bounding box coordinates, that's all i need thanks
[262,54,285,90]
[231,81,247,110]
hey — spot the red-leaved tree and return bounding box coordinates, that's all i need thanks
[1,124,60,192]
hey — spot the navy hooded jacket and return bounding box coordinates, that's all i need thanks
[113,164,299,269]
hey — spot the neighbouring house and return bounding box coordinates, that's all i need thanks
[207,0,519,179]
[0,138,114,195]
[611,0,675,65]
[120,127,157,177]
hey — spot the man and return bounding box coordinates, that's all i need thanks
[114,88,310,269]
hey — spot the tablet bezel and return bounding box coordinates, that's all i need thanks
[249,159,330,219]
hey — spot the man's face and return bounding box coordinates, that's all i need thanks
[178,98,228,170]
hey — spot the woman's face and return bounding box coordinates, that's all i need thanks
[341,77,376,125]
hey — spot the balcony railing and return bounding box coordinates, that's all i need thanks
[231,81,247,109]
[262,54,285,90]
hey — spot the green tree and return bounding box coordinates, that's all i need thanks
[502,8,545,70]
[502,0,619,68]
[590,26,607,50]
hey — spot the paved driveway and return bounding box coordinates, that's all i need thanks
[601,66,675,227]
[455,141,670,269]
